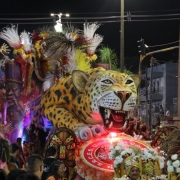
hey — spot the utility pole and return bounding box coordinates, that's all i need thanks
[120,0,124,72]
[172,25,180,127]
[178,27,180,117]
[145,67,148,125]
[149,57,155,134]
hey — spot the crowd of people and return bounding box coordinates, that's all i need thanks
[0,124,70,180]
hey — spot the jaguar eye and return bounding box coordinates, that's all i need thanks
[102,79,113,84]
[126,79,133,84]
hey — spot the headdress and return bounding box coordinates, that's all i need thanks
[109,139,166,179]
[5,61,23,85]
[124,156,140,175]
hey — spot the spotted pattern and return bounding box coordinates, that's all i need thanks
[41,68,139,131]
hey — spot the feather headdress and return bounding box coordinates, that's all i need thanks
[83,23,100,40]
[0,25,21,49]
[43,73,54,91]
[20,31,32,52]
[87,34,103,55]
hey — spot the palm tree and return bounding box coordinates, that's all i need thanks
[97,46,118,70]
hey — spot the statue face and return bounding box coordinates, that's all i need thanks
[6,82,23,108]
[6,82,22,97]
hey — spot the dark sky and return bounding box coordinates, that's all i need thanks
[0,0,180,73]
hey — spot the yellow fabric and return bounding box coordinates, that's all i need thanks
[168,172,178,180]
[154,158,162,176]
[142,160,154,177]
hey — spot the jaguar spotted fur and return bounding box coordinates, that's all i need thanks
[41,67,139,132]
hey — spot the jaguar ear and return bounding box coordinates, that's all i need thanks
[130,75,140,88]
[72,70,89,93]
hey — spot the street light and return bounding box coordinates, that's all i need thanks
[120,0,124,72]
[50,13,70,32]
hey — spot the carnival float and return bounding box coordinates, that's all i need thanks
[0,22,179,180]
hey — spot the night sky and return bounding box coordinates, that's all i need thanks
[0,0,180,73]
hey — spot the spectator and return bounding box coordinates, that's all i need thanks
[159,105,164,116]
[47,159,69,180]
[0,137,10,166]
[0,137,10,176]
[29,124,37,142]
[26,154,44,180]
[9,143,19,170]
[165,108,170,117]
[23,141,32,162]
[37,128,48,153]
[0,169,6,180]
[16,137,26,168]
[16,172,39,180]
[33,128,41,155]
[6,169,26,180]
[41,146,57,180]
[154,115,161,127]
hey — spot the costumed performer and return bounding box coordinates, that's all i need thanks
[114,159,141,180]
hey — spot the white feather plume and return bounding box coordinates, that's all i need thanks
[0,25,21,48]
[64,48,77,73]
[87,34,103,54]
[20,31,32,52]
[43,73,54,91]
[83,23,100,40]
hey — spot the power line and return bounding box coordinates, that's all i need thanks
[0,12,180,25]
[0,8,180,15]
[149,40,179,48]
[0,13,180,20]
[0,18,180,25]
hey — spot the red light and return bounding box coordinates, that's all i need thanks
[110,132,117,137]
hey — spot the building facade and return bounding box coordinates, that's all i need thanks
[139,62,178,126]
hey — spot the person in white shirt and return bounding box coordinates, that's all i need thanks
[165,108,170,117]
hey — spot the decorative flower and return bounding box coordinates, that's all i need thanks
[110,146,114,150]
[172,160,180,168]
[171,154,178,160]
[109,140,166,179]
[176,167,180,173]
[115,155,123,163]
[159,174,167,180]
[167,160,171,166]
[115,145,121,151]
[125,159,131,166]
[167,165,174,173]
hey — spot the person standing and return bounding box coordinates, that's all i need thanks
[118,161,141,180]
[41,146,57,180]
[16,138,26,168]
[9,143,19,170]
[26,154,44,180]
[159,105,164,123]
[165,108,170,117]
[47,160,69,180]
[159,105,164,116]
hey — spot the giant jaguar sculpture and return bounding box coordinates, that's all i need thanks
[40,67,140,135]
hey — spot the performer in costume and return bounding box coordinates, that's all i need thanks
[110,143,166,180]
[114,159,141,180]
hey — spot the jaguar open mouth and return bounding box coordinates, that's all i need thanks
[99,106,128,132]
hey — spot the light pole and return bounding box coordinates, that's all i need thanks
[120,0,124,72]
[51,13,70,32]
